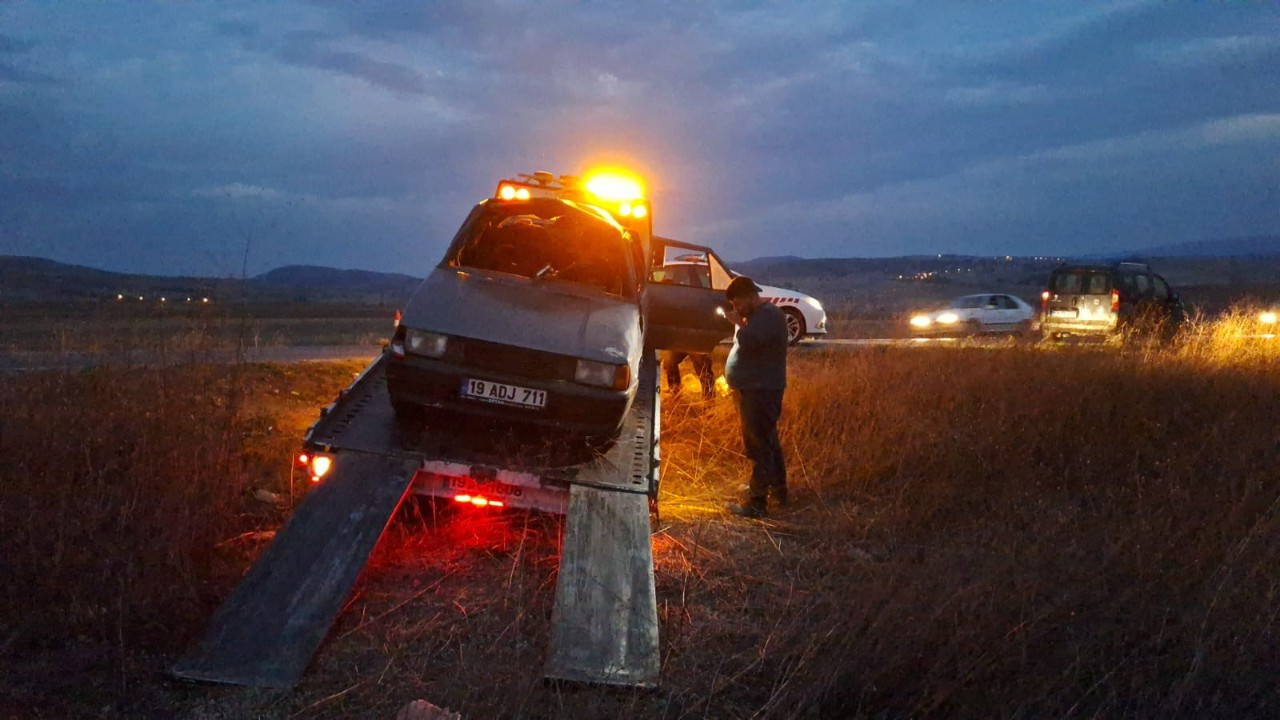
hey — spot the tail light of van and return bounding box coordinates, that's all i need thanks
[1040,290,1050,315]
[1110,289,1120,314]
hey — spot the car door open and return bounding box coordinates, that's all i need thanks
[644,237,735,352]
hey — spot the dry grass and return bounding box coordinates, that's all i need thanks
[1,311,1278,718]
[0,301,392,353]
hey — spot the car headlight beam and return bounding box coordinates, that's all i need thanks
[937,312,959,325]
[910,315,932,328]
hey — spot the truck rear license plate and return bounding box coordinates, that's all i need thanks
[461,378,546,409]
[1051,309,1078,318]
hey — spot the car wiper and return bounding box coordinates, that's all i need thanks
[534,260,578,283]
[534,264,557,282]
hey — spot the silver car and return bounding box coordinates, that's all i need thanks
[909,293,1035,337]
[387,193,730,437]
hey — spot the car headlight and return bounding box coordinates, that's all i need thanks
[404,329,448,358]
[937,312,959,324]
[1261,311,1278,325]
[802,296,823,311]
[910,315,932,328]
[575,359,630,390]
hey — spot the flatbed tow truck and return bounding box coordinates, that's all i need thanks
[172,172,673,691]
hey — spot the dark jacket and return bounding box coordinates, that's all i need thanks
[725,302,788,390]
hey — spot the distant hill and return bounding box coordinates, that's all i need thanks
[256,265,421,299]
[0,255,235,302]
[0,256,422,304]
[1130,236,1280,258]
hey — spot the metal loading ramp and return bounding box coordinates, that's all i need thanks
[546,486,660,686]
[171,452,420,688]
[172,352,662,689]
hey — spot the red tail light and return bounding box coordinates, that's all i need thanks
[1040,290,1050,315]
[1110,289,1120,313]
[453,494,504,508]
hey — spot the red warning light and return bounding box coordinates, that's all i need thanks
[453,494,503,508]
[297,453,309,466]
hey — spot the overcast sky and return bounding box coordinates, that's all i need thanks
[2,1,1278,276]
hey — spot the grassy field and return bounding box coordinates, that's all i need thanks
[0,301,396,353]
[1,314,1278,718]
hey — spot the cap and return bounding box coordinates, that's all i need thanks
[725,276,763,300]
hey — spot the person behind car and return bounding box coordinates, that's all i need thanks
[721,276,789,518]
[661,350,715,400]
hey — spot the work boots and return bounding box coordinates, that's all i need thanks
[735,484,788,509]
[727,498,767,519]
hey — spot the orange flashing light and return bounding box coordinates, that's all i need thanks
[497,184,531,201]
[583,170,644,202]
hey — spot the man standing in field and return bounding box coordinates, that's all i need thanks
[722,276,789,518]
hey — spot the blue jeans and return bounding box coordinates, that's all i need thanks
[735,389,786,503]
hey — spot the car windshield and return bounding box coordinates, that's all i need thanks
[446,199,633,297]
[1052,270,1111,295]
[949,296,985,309]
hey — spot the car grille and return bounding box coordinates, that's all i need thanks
[450,337,576,381]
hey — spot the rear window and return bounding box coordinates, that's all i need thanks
[1051,271,1111,295]
[445,199,633,297]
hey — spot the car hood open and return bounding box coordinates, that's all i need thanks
[400,267,641,366]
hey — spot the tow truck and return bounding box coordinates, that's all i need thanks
[172,170,732,691]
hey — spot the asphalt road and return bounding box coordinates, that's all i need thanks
[0,344,384,372]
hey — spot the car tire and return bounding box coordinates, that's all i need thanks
[782,308,806,345]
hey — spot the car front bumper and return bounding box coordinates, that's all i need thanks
[386,352,633,436]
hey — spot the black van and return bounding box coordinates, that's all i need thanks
[1040,261,1185,339]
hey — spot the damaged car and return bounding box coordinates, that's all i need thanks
[387,189,730,438]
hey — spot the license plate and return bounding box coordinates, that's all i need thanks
[439,475,525,499]
[461,378,546,409]
[1051,309,1078,318]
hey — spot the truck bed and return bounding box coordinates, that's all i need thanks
[303,350,660,497]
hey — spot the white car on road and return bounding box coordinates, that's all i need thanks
[909,294,1035,337]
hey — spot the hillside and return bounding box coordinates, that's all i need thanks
[1132,235,1280,258]
[0,256,422,304]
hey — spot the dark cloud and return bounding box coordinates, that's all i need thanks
[0,32,37,54]
[0,1,1277,275]
[213,19,258,38]
[0,61,64,86]
[274,40,429,96]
